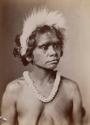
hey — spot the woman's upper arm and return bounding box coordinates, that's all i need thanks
[1,82,19,125]
[72,82,83,125]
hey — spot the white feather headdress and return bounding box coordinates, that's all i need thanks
[20,8,67,56]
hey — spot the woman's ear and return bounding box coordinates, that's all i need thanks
[26,54,34,63]
[26,57,32,62]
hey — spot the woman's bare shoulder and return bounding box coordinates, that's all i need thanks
[61,76,80,90]
[60,76,81,99]
[4,76,26,96]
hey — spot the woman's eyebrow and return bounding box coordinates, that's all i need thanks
[38,40,60,47]
[38,41,51,47]
[38,43,50,48]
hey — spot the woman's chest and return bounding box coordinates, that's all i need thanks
[16,85,72,125]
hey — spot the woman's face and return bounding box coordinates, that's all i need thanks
[32,31,62,70]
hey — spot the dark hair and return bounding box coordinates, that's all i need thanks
[13,25,65,66]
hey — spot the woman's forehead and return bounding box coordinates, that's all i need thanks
[36,32,59,46]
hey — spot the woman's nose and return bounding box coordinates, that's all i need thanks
[48,45,56,56]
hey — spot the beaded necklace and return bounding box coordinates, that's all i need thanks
[23,71,61,103]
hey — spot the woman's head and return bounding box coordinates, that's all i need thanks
[13,8,67,66]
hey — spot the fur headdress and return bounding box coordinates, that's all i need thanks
[20,8,67,56]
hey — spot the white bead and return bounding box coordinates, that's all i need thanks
[23,71,61,103]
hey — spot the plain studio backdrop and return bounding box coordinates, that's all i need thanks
[0,0,90,124]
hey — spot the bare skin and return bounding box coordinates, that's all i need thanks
[1,31,83,125]
[1,71,82,125]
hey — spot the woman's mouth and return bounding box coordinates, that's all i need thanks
[46,59,59,64]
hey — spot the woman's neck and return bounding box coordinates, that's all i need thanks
[29,65,55,84]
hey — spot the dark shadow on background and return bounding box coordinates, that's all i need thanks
[0,0,46,114]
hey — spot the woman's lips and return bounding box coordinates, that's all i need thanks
[46,59,59,64]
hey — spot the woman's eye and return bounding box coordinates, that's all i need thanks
[41,46,48,50]
[54,44,58,48]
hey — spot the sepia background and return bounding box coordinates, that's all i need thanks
[0,0,90,124]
